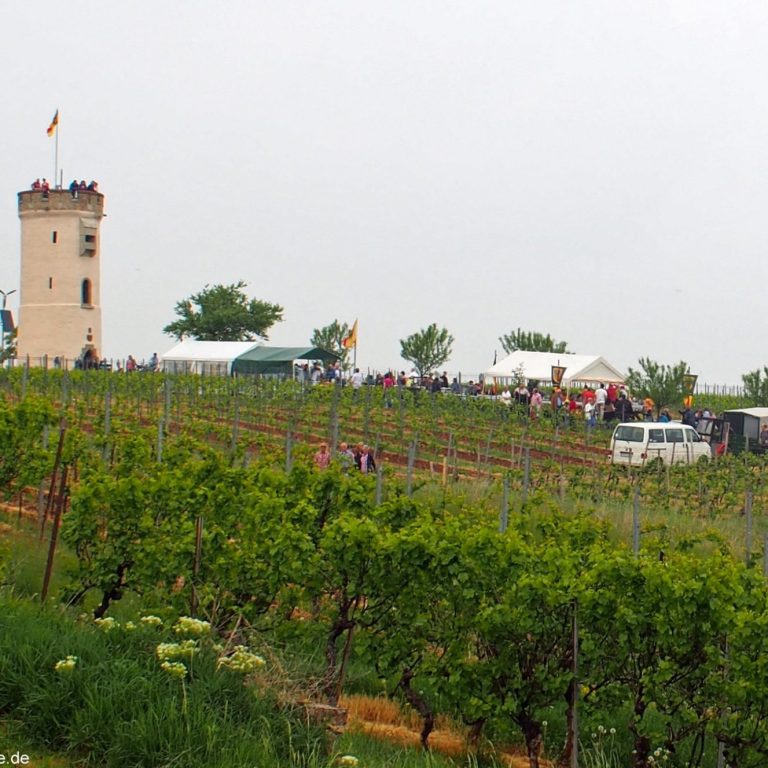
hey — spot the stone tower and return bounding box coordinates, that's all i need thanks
[17,187,105,366]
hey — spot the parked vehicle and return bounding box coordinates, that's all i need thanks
[696,409,768,455]
[609,422,711,466]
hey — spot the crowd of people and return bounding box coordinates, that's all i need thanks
[29,178,100,197]
[313,441,377,473]
[302,367,719,433]
[68,179,99,197]
[296,363,472,394]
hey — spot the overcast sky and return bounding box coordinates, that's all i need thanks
[2,1,767,384]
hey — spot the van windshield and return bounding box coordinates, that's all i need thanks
[614,426,644,442]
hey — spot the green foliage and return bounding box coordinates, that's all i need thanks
[0,327,17,364]
[0,395,57,500]
[742,365,768,406]
[64,450,317,624]
[311,320,351,368]
[625,357,689,417]
[399,323,454,377]
[498,328,569,354]
[163,280,283,341]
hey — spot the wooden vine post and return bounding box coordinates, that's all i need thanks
[41,464,69,602]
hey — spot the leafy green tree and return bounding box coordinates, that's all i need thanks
[400,324,454,377]
[0,327,17,364]
[625,357,689,417]
[498,328,569,355]
[742,366,768,406]
[163,280,283,341]
[310,320,350,368]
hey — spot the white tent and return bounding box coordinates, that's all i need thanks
[161,340,261,375]
[485,351,625,387]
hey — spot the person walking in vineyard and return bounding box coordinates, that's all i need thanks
[336,442,355,471]
[594,383,608,422]
[529,388,543,418]
[584,399,596,430]
[356,445,376,473]
[314,443,331,470]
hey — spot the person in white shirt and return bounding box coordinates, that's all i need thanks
[350,368,363,389]
[594,384,608,422]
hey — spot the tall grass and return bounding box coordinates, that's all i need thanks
[0,596,328,768]
[0,596,480,768]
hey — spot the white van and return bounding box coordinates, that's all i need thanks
[610,422,711,466]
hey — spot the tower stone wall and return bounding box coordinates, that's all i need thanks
[17,189,105,365]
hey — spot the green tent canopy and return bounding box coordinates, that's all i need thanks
[231,346,340,376]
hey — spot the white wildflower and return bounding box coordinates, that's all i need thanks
[173,616,211,637]
[54,655,78,673]
[160,660,187,679]
[217,646,266,674]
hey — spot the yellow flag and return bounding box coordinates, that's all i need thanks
[342,320,358,349]
[46,109,59,137]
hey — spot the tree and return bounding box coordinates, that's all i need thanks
[625,357,689,417]
[310,320,350,369]
[163,281,283,341]
[742,366,768,406]
[400,324,454,377]
[498,328,569,355]
[0,327,17,364]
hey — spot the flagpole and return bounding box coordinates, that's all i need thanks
[54,114,59,188]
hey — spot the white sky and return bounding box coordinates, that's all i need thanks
[2,1,767,384]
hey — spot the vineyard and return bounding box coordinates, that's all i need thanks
[2,369,768,768]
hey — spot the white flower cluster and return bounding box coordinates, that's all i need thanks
[140,615,163,628]
[156,640,199,662]
[648,747,670,764]
[173,616,211,637]
[217,646,266,674]
[338,757,359,767]
[54,655,78,673]
[94,617,119,632]
[160,660,188,679]
[124,621,137,631]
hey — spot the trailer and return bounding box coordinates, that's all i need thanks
[697,408,768,455]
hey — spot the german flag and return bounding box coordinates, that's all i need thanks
[46,109,59,137]
[341,319,358,349]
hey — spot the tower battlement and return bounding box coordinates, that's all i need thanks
[18,189,104,217]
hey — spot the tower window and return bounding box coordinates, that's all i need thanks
[81,278,92,306]
[49,277,53,289]
[52,231,57,244]
[80,221,98,257]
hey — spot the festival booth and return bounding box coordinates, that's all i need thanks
[161,340,260,376]
[231,346,339,377]
[485,351,625,389]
